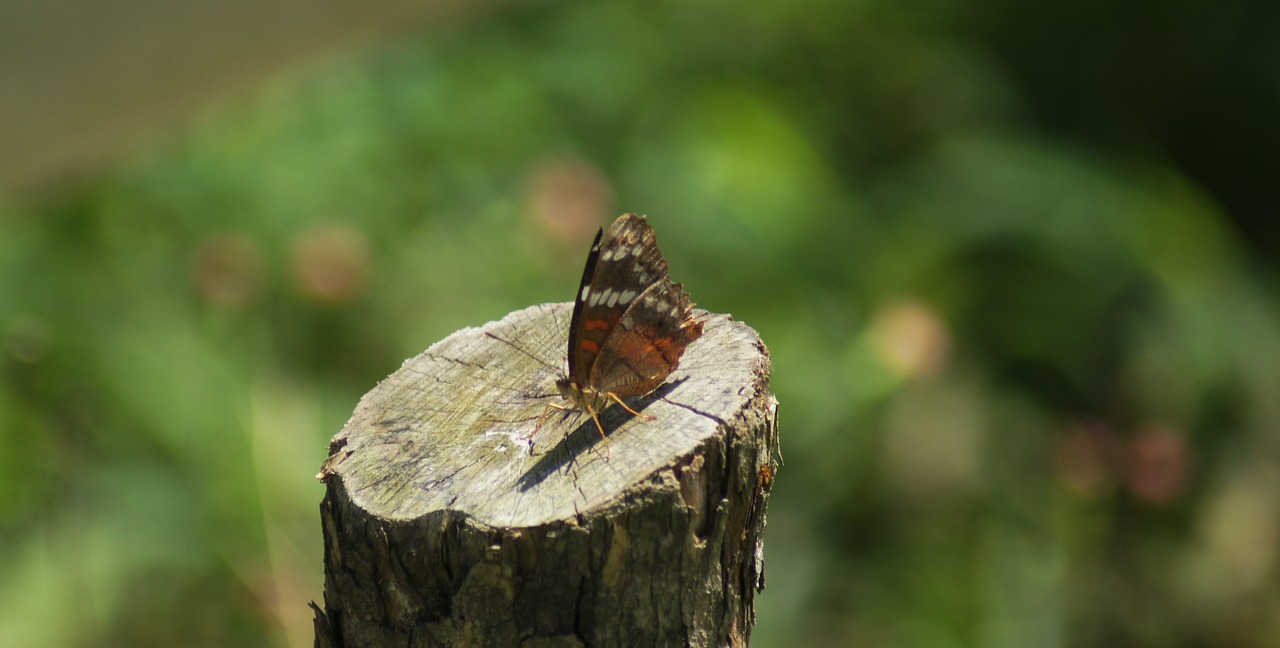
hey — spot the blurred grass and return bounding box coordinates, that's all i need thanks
[3,0,1279,646]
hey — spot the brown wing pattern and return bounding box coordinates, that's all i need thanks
[567,214,684,390]
[564,225,605,381]
[588,277,704,397]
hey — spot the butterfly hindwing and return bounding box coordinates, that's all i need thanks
[588,277,703,397]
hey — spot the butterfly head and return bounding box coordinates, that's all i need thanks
[556,376,608,413]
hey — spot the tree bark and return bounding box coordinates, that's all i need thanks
[313,302,778,647]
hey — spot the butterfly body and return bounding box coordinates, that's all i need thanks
[535,213,704,456]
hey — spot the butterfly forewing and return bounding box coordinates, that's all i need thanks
[565,226,605,380]
[567,214,678,388]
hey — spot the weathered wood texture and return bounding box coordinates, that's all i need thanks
[313,302,778,647]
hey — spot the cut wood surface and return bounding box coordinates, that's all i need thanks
[314,302,778,647]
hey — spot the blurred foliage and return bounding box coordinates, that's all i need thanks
[3,0,1279,646]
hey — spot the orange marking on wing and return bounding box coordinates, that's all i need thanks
[580,339,600,353]
[585,319,611,331]
[617,338,658,357]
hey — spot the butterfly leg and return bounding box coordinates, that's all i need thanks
[523,401,615,461]
[606,393,657,421]
[583,405,612,461]
[522,402,573,445]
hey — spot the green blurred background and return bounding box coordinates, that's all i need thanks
[3,0,1279,646]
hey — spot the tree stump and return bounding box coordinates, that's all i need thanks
[312,303,778,647]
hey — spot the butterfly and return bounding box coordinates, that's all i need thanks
[532,213,705,457]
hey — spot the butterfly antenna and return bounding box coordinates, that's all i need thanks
[485,331,562,373]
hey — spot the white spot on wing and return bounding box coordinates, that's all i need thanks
[617,288,636,305]
[591,288,611,307]
[606,290,620,308]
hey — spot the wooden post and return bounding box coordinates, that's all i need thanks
[312,303,778,647]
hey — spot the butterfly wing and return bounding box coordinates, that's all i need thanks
[571,213,703,396]
[565,226,605,380]
[589,277,704,397]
